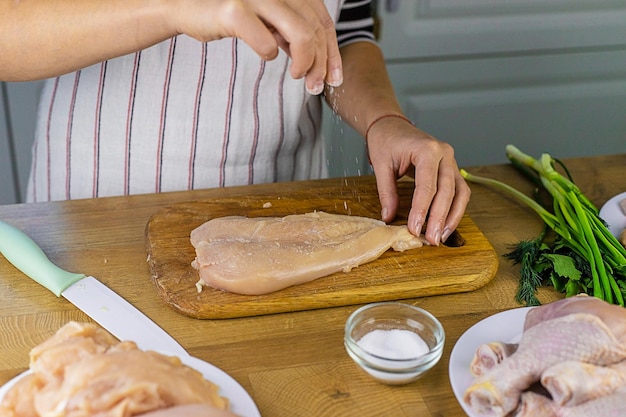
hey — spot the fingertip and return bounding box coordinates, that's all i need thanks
[410,218,423,238]
[326,67,343,87]
[423,225,440,246]
[241,24,280,62]
[262,46,280,61]
[380,206,396,223]
[407,206,426,237]
[441,226,453,243]
[306,80,325,95]
[433,228,443,246]
[378,191,399,224]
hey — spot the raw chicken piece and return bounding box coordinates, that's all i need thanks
[34,348,227,416]
[463,313,626,417]
[138,404,239,417]
[541,359,626,407]
[0,374,42,417]
[0,322,230,417]
[514,389,626,417]
[470,342,518,377]
[29,320,118,382]
[513,392,557,417]
[523,295,626,344]
[191,211,426,295]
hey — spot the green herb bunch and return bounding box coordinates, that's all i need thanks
[461,145,626,307]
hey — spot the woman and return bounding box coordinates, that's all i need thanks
[0,0,469,245]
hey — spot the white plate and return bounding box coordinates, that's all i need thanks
[599,191,626,239]
[0,352,260,417]
[449,307,532,417]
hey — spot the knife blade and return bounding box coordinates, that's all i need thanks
[0,220,187,357]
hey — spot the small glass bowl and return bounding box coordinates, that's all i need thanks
[344,302,445,385]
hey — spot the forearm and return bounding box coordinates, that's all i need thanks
[0,0,173,81]
[324,41,404,137]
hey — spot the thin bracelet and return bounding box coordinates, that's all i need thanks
[363,113,413,164]
[364,113,414,143]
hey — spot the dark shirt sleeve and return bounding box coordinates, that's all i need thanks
[336,0,376,47]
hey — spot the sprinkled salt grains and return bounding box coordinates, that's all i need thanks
[357,329,429,360]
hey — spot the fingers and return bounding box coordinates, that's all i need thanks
[367,123,470,246]
[418,165,471,246]
[376,151,470,247]
[176,1,281,60]
[409,144,471,246]
[406,161,437,239]
[229,13,281,61]
[308,0,343,88]
[176,0,342,94]
[441,174,471,241]
[373,165,401,224]
[259,0,342,94]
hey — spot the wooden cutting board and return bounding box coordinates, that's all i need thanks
[145,181,498,319]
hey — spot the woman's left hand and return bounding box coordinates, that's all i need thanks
[366,116,471,246]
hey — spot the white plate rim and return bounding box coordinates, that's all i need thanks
[0,351,260,417]
[448,307,532,417]
[599,191,626,239]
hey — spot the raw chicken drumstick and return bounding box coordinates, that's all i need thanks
[523,295,626,343]
[470,342,518,377]
[515,388,626,417]
[540,359,626,407]
[464,295,626,417]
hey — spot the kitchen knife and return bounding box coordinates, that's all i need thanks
[0,220,187,357]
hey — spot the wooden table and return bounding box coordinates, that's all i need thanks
[0,154,624,416]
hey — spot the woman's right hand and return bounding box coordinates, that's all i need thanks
[172,0,343,94]
[1,0,343,89]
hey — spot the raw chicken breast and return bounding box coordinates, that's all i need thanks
[0,322,231,417]
[191,211,426,295]
[464,312,626,416]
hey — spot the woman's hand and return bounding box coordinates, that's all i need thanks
[1,0,343,89]
[171,0,343,94]
[366,116,471,246]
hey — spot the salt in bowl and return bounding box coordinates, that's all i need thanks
[344,302,445,385]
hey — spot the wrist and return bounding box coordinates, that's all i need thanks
[364,113,413,143]
[363,113,413,165]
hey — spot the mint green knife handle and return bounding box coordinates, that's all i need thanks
[0,220,85,297]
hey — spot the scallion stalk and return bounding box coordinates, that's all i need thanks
[461,145,626,306]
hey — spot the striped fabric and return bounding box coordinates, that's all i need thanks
[26,0,375,202]
[336,0,376,46]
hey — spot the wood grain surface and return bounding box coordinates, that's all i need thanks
[145,181,498,319]
[1,154,623,417]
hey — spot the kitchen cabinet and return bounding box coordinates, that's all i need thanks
[323,0,626,176]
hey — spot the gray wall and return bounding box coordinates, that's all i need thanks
[0,81,42,205]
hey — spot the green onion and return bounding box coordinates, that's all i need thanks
[461,145,626,306]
